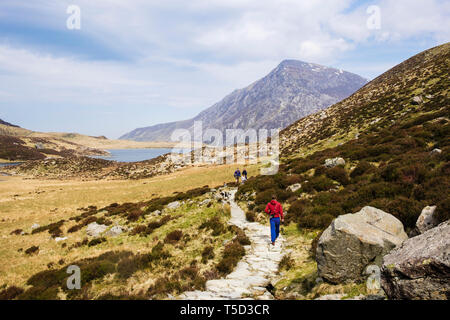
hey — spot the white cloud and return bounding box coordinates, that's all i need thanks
[0,0,448,136]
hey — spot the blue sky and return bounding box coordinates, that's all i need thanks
[0,0,449,139]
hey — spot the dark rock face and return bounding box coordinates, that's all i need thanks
[120,60,367,142]
[381,220,450,300]
[0,118,19,127]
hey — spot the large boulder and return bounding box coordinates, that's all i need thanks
[416,205,439,234]
[381,220,450,300]
[316,206,408,284]
[86,222,107,237]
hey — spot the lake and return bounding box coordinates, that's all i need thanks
[0,162,23,167]
[90,148,174,163]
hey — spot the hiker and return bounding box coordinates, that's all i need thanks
[234,168,241,184]
[265,195,284,245]
[242,168,248,181]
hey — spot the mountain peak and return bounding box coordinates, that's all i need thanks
[120,61,367,142]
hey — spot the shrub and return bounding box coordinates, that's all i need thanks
[0,286,24,300]
[216,240,246,275]
[434,198,450,224]
[164,230,183,244]
[201,246,215,263]
[199,216,225,236]
[245,211,256,222]
[326,166,350,186]
[25,246,39,255]
[279,254,295,271]
[88,237,106,247]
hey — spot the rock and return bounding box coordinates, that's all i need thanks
[381,220,450,300]
[286,183,302,192]
[411,95,423,105]
[86,222,107,237]
[430,148,442,155]
[324,157,345,168]
[104,226,123,237]
[315,294,345,300]
[166,201,181,209]
[31,223,40,230]
[416,205,439,234]
[54,237,68,242]
[200,199,212,206]
[151,210,161,216]
[316,206,408,284]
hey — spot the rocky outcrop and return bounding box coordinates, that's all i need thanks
[324,157,345,168]
[286,183,302,192]
[416,205,439,234]
[316,206,408,284]
[381,220,450,300]
[86,222,107,237]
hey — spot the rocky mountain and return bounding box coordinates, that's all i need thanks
[120,60,367,142]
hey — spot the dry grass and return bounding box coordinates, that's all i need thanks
[0,162,258,291]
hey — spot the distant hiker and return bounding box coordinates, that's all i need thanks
[234,168,241,184]
[242,168,248,180]
[265,195,284,245]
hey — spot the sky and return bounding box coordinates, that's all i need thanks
[0,0,449,139]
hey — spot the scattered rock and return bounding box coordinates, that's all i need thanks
[430,148,442,156]
[324,157,345,168]
[316,206,408,283]
[86,222,107,237]
[416,205,439,234]
[151,210,161,216]
[315,294,345,300]
[166,201,181,209]
[104,226,123,237]
[286,183,302,192]
[411,95,423,105]
[200,199,212,206]
[381,220,450,300]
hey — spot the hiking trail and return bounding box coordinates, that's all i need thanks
[179,189,286,300]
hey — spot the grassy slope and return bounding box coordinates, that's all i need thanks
[0,164,259,299]
[236,43,449,298]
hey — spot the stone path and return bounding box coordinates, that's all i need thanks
[179,189,285,300]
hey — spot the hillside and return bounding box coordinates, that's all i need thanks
[235,43,449,298]
[0,123,179,162]
[120,60,367,142]
[280,43,450,156]
[0,119,19,128]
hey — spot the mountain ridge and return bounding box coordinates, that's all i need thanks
[120,59,368,142]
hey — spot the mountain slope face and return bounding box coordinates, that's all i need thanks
[280,43,450,156]
[120,60,367,142]
[0,119,19,128]
[235,43,449,298]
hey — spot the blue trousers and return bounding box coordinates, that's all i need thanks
[270,217,280,243]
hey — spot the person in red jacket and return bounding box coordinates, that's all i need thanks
[265,195,284,245]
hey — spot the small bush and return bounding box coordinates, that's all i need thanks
[164,230,183,244]
[88,237,106,247]
[199,216,225,236]
[279,254,295,271]
[0,286,24,300]
[25,246,39,255]
[201,246,215,263]
[245,211,256,222]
